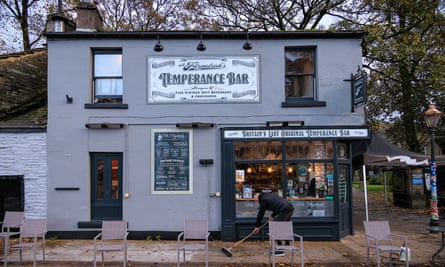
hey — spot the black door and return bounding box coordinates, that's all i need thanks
[338,164,351,237]
[91,153,123,220]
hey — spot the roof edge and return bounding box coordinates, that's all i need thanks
[45,31,367,40]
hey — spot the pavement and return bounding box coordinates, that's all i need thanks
[2,189,445,266]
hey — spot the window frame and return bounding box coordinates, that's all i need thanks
[282,46,326,108]
[85,48,128,109]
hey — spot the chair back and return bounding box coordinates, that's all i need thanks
[1,211,24,232]
[183,220,208,239]
[269,221,294,241]
[101,220,128,240]
[364,220,392,241]
[20,219,47,239]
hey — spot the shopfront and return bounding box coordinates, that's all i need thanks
[220,127,369,241]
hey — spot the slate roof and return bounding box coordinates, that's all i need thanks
[0,49,47,131]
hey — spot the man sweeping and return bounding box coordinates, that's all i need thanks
[253,192,294,256]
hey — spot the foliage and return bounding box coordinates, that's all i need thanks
[0,1,443,156]
[202,0,346,31]
[334,0,445,152]
[0,0,51,53]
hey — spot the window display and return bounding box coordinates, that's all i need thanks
[234,140,336,218]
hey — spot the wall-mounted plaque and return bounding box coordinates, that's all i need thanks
[151,129,193,194]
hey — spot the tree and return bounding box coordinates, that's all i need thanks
[335,0,445,153]
[203,0,347,31]
[98,0,216,31]
[0,0,49,52]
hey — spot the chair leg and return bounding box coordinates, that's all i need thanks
[3,248,7,267]
[205,246,208,267]
[176,248,180,267]
[33,245,37,267]
[42,239,46,260]
[123,247,127,267]
[376,249,381,267]
[366,248,370,265]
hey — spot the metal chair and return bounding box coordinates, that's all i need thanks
[363,220,409,267]
[268,221,304,267]
[4,218,47,267]
[0,211,24,262]
[177,220,210,267]
[93,220,129,267]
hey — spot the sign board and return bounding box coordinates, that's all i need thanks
[350,70,367,111]
[148,56,259,103]
[151,129,193,194]
[224,127,369,140]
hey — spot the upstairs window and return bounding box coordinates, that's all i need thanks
[93,50,122,104]
[284,47,317,104]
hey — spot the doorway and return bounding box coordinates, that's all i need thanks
[338,164,351,237]
[91,153,123,220]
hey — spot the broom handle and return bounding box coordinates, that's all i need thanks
[232,221,268,248]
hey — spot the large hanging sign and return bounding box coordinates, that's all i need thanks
[147,56,259,103]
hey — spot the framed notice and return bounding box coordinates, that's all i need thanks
[151,129,193,194]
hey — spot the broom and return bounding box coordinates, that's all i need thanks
[221,221,268,257]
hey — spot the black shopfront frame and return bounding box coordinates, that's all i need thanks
[220,126,369,241]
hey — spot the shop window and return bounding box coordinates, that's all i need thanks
[283,47,325,107]
[234,140,334,218]
[92,49,123,104]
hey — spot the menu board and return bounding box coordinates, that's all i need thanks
[151,129,193,194]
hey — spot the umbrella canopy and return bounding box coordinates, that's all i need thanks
[353,132,438,169]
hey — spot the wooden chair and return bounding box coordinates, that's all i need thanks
[363,220,409,267]
[4,218,47,267]
[0,211,24,261]
[268,221,304,267]
[177,220,210,267]
[93,220,129,267]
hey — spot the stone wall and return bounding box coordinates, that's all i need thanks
[0,132,47,218]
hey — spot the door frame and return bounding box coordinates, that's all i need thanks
[90,152,123,221]
[338,164,352,238]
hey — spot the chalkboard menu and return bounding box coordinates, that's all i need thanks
[152,130,192,194]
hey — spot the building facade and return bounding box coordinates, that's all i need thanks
[46,6,368,241]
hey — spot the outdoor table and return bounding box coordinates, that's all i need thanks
[428,226,445,266]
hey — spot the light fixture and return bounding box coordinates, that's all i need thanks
[85,123,125,129]
[176,122,214,128]
[66,94,73,104]
[266,121,304,127]
[287,166,293,173]
[199,159,214,166]
[424,101,442,227]
[307,163,313,173]
[197,34,206,51]
[267,121,284,127]
[287,121,305,127]
[247,167,252,173]
[267,166,273,173]
[153,35,163,52]
[243,33,252,50]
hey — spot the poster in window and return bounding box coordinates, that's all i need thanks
[151,129,193,194]
[337,144,347,159]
